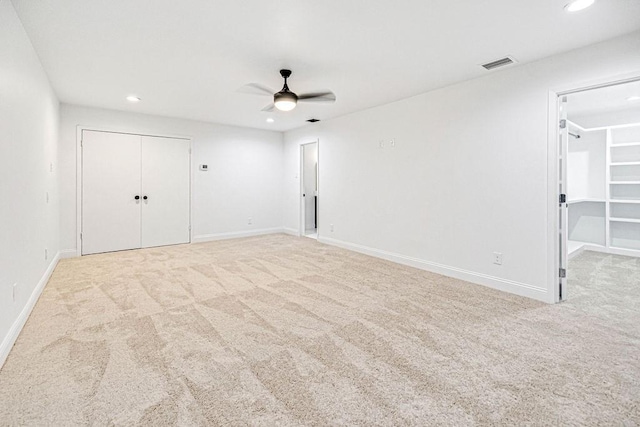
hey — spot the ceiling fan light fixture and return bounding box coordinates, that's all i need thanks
[274,91,298,111]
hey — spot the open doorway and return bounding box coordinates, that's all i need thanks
[557,79,640,301]
[300,141,318,239]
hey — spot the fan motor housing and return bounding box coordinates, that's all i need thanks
[274,90,298,103]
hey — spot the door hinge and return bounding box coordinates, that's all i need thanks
[559,282,563,300]
[559,268,566,278]
[80,232,83,240]
[559,194,567,204]
[559,119,567,129]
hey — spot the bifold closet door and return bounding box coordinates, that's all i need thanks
[140,136,190,248]
[82,131,142,255]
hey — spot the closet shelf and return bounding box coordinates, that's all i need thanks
[610,217,640,224]
[610,161,640,166]
[611,142,640,148]
[610,199,640,204]
[610,181,640,185]
[568,198,605,204]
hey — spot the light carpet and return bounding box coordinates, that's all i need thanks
[0,235,638,425]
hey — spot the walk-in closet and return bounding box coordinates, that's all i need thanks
[566,82,640,259]
[560,79,640,302]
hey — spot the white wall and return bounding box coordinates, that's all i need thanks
[566,128,607,246]
[567,128,606,201]
[0,0,60,366]
[283,31,640,303]
[59,105,284,252]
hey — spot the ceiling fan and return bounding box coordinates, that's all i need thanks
[242,69,336,112]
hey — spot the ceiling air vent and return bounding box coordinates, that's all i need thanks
[306,118,320,123]
[481,56,517,71]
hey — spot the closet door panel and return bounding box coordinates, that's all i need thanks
[82,131,142,255]
[141,136,190,248]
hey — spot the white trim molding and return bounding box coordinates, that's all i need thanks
[0,251,61,369]
[192,227,285,243]
[59,249,79,259]
[282,227,299,236]
[319,236,549,302]
[572,244,640,259]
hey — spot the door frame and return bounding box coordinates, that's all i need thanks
[76,126,193,256]
[547,72,640,303]
[299,140,320,237]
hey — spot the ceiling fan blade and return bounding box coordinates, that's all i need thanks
[298,91,336,102]
[261,103,275,112]
[238,83,276,96]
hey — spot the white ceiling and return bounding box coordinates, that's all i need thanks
[11,0,640,132]
[568,80,640,118]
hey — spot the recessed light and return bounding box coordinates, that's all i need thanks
[627,96,640,102]
[266,118,275,123]
[126,95,141,103]
[564,0,595,12]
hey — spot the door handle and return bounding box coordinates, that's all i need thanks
[135,195,140,200]
[143,196,148,200]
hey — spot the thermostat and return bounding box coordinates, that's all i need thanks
[200,164,208,171]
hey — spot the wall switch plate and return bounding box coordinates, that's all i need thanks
[493,252,503,265]
[390,139,396,147]
[50,162,53,173]
[248,217,253,225]
[199,164,208,171]
[46,192,49,203]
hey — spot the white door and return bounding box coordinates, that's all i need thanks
[559,96,569,300]
[141,136,191,248]
[300,142,318,237]
[82,131,142,255]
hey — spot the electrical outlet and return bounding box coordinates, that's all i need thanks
[390,139,396,147]
[378,140,384,148]
[330,224,334,232]
[12,283,17,303]
[45,248,48,260]
[493,252,503,265]
[248,217,253,225]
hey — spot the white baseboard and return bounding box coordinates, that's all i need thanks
[0,251,61,369]
[282,227,299,236]
[59,249,78,259]
[574,244,640,258]
[318,236,549,302]
[192,227,285,244]
[568,244,587,260]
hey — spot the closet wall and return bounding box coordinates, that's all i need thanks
[567,127,606,249]
[59,104,284,255]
